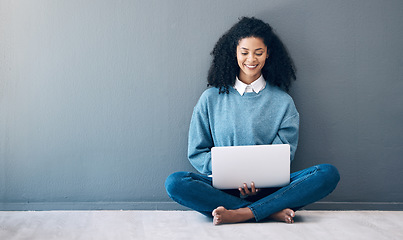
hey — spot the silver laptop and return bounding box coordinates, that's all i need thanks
[211,144,290,189]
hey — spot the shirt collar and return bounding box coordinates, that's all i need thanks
[234,75,266,96]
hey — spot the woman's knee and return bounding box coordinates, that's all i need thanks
[165,171,190,197]
[317,164,340,186]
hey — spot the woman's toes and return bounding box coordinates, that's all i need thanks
[212,206,225,225]
[285,209,295,217]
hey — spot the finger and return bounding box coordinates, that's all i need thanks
[239,187,246,196]
[243,183,251,195]
[251,182,256,193]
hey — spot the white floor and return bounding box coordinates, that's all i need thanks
[1,210,402,240]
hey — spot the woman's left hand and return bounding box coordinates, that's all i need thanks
[239,182,260,198]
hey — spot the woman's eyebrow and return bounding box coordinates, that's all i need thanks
[240,47,264,51]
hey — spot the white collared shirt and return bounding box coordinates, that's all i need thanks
[234,75,266,96]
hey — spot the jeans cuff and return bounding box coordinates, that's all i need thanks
[247,206,259,222]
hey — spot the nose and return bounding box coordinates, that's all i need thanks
[247,53,256,62]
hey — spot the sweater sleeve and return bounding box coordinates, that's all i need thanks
[187,96,214,175]
[272,112,299,162]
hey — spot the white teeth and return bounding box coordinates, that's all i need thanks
[245,64,257,69]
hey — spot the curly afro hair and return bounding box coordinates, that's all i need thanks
[207,17,296,94]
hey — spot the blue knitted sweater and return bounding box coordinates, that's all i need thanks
[188,84,299,175]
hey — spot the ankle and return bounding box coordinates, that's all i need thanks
[234,207,255,221]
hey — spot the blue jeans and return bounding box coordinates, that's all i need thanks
[165,164,340,222]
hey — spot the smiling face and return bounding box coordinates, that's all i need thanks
[236,37,268,84]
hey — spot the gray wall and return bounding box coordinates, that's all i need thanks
[1,0,402,210]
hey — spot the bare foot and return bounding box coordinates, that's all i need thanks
[269,208,295,223]
[212,206,255,225]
